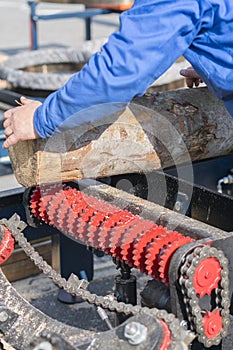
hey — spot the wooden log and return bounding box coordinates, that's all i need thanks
[9,87,233,188]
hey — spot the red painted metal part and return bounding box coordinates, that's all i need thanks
[28,184,226,341]
[193,257,222,297]
[29,184,195,284]
[0,226,15,265]
[158,235,197,285]
[159,321,171,350]
[202,310,223,339]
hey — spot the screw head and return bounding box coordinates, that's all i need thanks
[33,341,53,350]
[125,322,138,336]
[0,311,8,322]
[174,201,182,212]
[124,321,147,345]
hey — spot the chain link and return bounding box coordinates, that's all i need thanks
[1,214,197,349]
[179,245,230,348]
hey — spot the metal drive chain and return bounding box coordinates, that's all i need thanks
[179,245,230,348]
[2,214,195,350]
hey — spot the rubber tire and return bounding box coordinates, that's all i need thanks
[0,48,92,91]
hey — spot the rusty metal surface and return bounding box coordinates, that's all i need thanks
[81,180,230,240]
[0,266,94,349]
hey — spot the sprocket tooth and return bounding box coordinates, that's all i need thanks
[86,225,100,248]
[45,186,73,226]
[158,235,194,284]
[144,231,184,278]
[89,211,107,227]
[39,186,63,223]
[86,211,107,248]
[98,210,134,251]
[46,196,64,226]
[132,224,166,271]
[72,211,97,245]
[66,208,79,236]
[77,211,98,243]
[56,199,73,232]
[109,216,141,257]
[29,187,41,219]
[71,205,96,242]
[119,217,151,265]
[65,202,90,240]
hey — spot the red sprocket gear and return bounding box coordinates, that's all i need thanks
[158,235,195,285]
[117,217,150,264]
[132,225,170,272]
[144,232,183,278]
[109,216,140,257]
[30,184,67,224]
[97,210,134,251]
[202,309,223,339]
[159,320,171,350]
[0,225,15,264]
[39,185,66,224]
[193,257,222,297]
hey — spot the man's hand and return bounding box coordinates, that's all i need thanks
[3,96,41,148]
[180,66,203,88]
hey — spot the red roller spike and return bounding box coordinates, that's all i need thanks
[145,232,182,278]
[86,212,107,248]
[158,235,195,285]
[109,216,141,257]
[119,218,153,265]
[132,225,166,272]
[98,210,135,251]
[30,187,41,219]
[29,184,196,284]
[38,185,63,223]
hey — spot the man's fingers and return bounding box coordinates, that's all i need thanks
[180,68,200,79]
[3,118,11,128]
[186,77,195,88]
[2,134,18,149]
[20,96,34,105]
[4,126,13,137]
[3,109,14,120]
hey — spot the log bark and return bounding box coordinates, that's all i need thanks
[9,87,233,187]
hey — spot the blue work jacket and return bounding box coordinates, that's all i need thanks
[34,0,233,138]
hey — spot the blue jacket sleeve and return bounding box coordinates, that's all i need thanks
[34,0,203,138]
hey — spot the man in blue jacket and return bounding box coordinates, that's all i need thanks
[3,0,233,148]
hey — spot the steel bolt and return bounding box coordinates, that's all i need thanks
[33,341,53,350]
[0,311,8,322]
[124,321,147,345]
[174,200,183,212]
[180,320,188,330]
